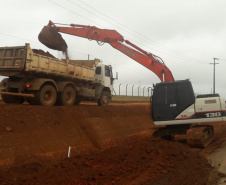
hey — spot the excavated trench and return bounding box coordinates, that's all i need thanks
[0,101,225,184]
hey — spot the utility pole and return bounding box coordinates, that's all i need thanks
[210,58,219,94]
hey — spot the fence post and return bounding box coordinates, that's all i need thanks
[119,84,121,96]
[143,86,145,97]
[126,84,128,96]
[147,87,152,97]
[132,85,134,96]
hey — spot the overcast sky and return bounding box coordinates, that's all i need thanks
[1,0,226,97]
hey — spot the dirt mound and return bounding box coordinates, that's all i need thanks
[0,101,153,168]
[0,101,221,184]
[32,49,55,58]
[0,136,217,185]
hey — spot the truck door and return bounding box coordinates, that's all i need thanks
[95,64,112,92]
[104,65,112,87]
[152,84,178,121]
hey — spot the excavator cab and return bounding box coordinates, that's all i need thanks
[151,80,195,122]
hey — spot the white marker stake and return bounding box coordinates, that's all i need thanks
[68,146,71,158]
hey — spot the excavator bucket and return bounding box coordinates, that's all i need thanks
[38,26,68,52]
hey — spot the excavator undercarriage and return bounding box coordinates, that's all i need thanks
[153,124,214,148]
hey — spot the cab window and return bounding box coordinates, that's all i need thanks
[105,66,110,77]
[95,67,101,75]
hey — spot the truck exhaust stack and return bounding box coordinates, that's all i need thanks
[38,26,68,52]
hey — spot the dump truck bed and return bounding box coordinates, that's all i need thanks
[0,44,99,81]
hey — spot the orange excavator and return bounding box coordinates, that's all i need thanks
[38,20,174,82]
[39,21,226,147]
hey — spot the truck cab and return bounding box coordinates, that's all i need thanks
[95,63,114,93]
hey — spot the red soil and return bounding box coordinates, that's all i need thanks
[0,101,222,185]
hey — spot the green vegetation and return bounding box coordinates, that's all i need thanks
[112,95,150,102]
[0,95,150,102]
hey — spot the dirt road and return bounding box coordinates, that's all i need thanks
[0,101,225,184]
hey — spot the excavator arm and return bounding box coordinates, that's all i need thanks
[38,20,174,82]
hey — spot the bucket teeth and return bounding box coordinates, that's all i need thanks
[38,26,68,52]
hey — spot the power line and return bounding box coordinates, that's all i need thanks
[47,0,103,27]
[72,0,208,64]
[47,0,208,65]
[0,32,39,44]
[218,58,226,62]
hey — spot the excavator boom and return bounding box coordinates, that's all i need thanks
[38,20,174,82]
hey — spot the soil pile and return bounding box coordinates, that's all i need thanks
[32,49,56,58]
[0,136,216,185]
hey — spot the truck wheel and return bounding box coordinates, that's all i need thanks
[74,97,82,105]
[37,85,57,106]
[1,94,12,103]
[98,91,110,106]
[61,86,75,106]
[14,96,25,104]
[26,97,38,105]
[2,94,25,104]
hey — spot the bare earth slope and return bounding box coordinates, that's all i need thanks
[0,101,223,184]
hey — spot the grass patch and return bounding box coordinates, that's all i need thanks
[112,95,150,102]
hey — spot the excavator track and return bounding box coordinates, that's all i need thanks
[153,124,214,148]
[186,125,214,148]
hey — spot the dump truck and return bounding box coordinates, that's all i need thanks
[0,43,114,106]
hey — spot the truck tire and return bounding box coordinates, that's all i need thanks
[74,97,82,105]
[37,85,57,106]
[98,91,110,106]
[2,94,25,104]
[26,97,38,105]
[25,91,38,105]
[60,86,76,106]
[2,94,13,103]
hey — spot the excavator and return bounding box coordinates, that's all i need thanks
[38,20,226,148]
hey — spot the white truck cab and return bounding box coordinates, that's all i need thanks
[95,62,114,93]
